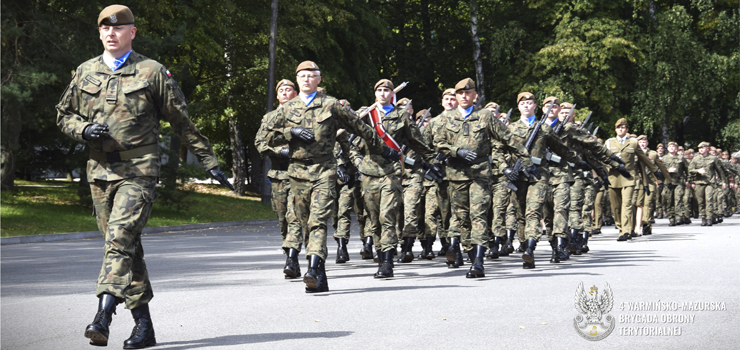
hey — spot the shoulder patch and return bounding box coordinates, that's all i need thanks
[166,70,171,77]
[71,70,76,79]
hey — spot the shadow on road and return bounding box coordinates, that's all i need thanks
[155,331,353,349]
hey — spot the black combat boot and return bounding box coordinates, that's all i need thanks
[398,237,415,263]
[643,225,652,235]
[498,235,509,257]
[558,237,569,261]
[581,231,590,253]
[466,249,475,263]
[360,236,374,259]
[568,229,579,253]
[522,238,536,269]
[669,218,676,226]
[423,237,436,259]
[466,245,486,278]
[304,255,329,293]
[701,218,707,226]
[506,230,516,253]
[446,237,463,268]
[709,217,715,226]
[592,228,601,235]
[549,239,560,264]
[574,233,583,255]
[123,304,156,349]
[85,293,118,346]
[375,251,394,278]
[283,248,301,279]
[487,237,500,260]
[335,238,350,263]
[718,216,723,223]
[437,237,450,257]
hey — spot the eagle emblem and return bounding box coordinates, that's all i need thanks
[573,282,616,341]
[110,14,118,23]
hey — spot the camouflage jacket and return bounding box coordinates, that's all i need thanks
[689,154,726,185]
[56,51,218,182]
[644,149,672,184]
[266,94,386,181]
[551,121,620,184]
[508,118,579,183]
[434,108,532,181]
[255,107,290,180]
[662,153,690,185]
[427,112,450,181]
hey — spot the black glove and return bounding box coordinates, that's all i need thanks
[609,154,625,166]
[594,178,604,189]
[523,164,542,180]
[380,146,401,161]
[428,162,444,181]
[503,167,519,182]
[279,147,290,158]
[336,165,350,185]
[209,167,235,191]
[456,148,478,163]
[290,127,315,143]
[578,160,592,171]
[667,183,676,191]
[601,174,611,188]
[615,164,632,179]
[644,186,650,196]
[82,123,109,141]
[658,183,664,191]
[654,170,665,181]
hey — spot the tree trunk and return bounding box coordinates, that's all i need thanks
[1,105,21,190]
[229,115,247,195]
[266,0,279,113]
[469,0,486,104]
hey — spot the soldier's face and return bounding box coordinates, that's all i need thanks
[638,139,648,149]
[296,71,321,94]
[442,95,457,111]
[375,87,394,106]
[558,108,571,122]
[277,86,297,105]
[615,125,628,138]
[668,144,677,154]
[699,147,709,156]
[657,146,664,154]
[518,100,536,117]
[678,149,684,155]
[455,89,476,109]
[543,103,560,120]
[99,24,136,56]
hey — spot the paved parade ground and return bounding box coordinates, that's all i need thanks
[2,216,739,349]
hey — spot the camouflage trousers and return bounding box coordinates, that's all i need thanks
[436,180,451,239]
[715,185,726,216]
[582,181,596,232]
[91,176,157,309]
[513,179,549,241]
[685,185,698,216]
[661,184,685,221]
[490,174,511,239]
[592,186,606,231]
[568,178,585,233]
[362,173,402,252]
[640,183,656,226]
[448,178,491,249]
[270,178,290,241]
[332,182,365,241]
[400,176,424,239]
[287,174,337,261]
[544,181,571,240]
[507,191,521,241]
[609,185,635,236]
[695,184,714,219]
[420,182,440,240]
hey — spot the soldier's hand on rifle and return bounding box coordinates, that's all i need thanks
[601,174,611,188]
[658,183,664,191]
[82,123,109,141]
[616,164,632,179]
[456,148,477,163]
[336,165,350,185]
[654,170,665,181]
[380,146,401,161]
[523,164,542,180]
[503,167,519,182]
[644,186,650,196]
[578,160,592,171]
[609,154,625,166]
[279,147,290,158]
[209,167,235,191]
[424,161,444,181]
[290,127,315,143]
[594,177,604,189]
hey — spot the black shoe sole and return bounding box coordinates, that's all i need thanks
[466,269,485,278]
[523,262,535,269]
[400,253,414,263]
[360,251,373,259]
[123,337,156,349]
[522,253,534,264]
[283,268,300,279]
[303,275,318,289]
[445,249,457,263]
[581,247,590,253]
[85,327,108,347]
[305,286,329,293]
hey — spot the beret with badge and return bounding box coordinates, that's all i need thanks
[517,92,535,104]
[98,5,135,26]
[296,60,320,73]
[455,78,475,92]
[374,79,394,91]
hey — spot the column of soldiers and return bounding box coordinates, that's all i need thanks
[257,61,739,294]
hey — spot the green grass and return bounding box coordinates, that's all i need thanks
[1,179,275,237]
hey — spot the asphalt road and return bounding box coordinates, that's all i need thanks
[2,216,739,349]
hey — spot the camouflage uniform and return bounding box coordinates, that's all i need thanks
[641,148,671,229]
[266,94,387,261]
[331,132,363,241]
[689,153,726,220]
[428,113,452,242]
[661,152,690,222]
[56,51,219,309]
[399,144,425,240]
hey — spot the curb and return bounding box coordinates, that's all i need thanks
[1,219,278,245]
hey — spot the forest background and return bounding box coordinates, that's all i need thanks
[2,0,738,200]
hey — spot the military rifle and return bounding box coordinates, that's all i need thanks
[587,122,594,134]
[592,126,599,137]
[546,104,576,164]
[416,107,431,129]
[500,108,513,124]
[578,112,592,130]
[504,102,554,191]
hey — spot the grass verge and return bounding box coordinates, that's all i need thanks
[1,179,275,237]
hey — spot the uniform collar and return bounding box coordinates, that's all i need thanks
[380,104,394,115]
[522,115,536,127]
[299,91,318,106]
[457,105,474,119]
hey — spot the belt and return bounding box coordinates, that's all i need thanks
[290,154,333,166]
[90,144,159,163]
[450,156,489,165]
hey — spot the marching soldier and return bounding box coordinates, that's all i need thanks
[689,142,727,226]
[265,61,398,292]
[637,135,671,235]
[56,5,233,348]
[661,141,690,226]
[396,98,426,262]
[429,88,458,257]
[433,79,532,276]
[604,119,662,241]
